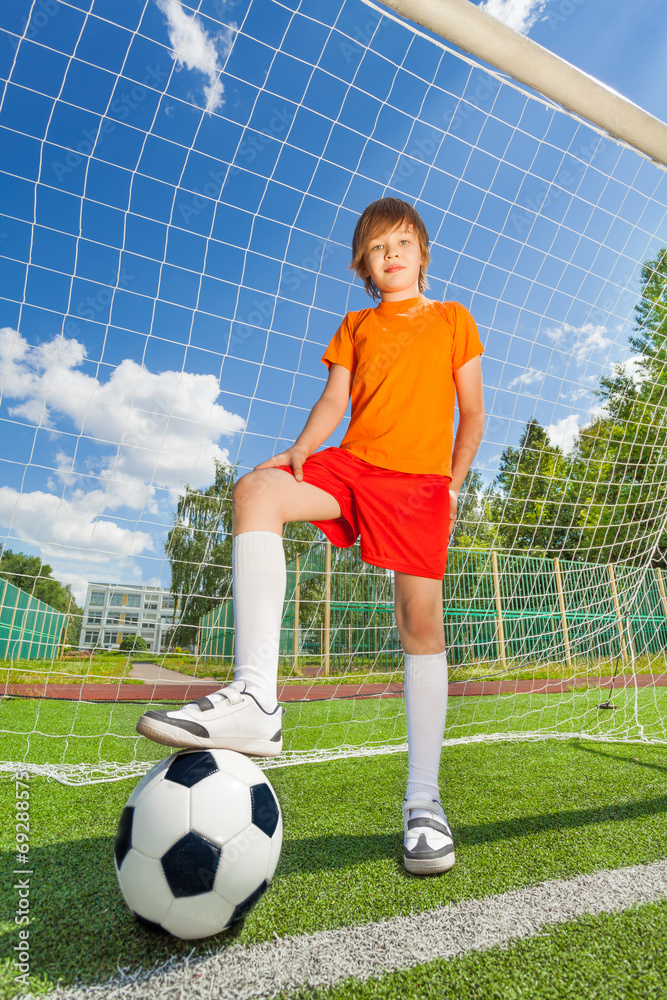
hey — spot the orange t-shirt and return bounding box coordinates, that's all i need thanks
[321,296,483,476]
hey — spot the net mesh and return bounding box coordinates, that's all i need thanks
[1,0,667,784]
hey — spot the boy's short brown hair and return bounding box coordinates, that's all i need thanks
[350,197,431,301]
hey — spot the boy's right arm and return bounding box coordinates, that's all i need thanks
[254,363,352,481]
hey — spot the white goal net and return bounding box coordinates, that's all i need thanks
[1,0,667,783]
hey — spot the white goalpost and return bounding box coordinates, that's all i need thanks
[375,0,667,167]
[1,0,667,784]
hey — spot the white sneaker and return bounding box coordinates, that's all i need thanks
[403,798,455,875]
[136,685,284,757]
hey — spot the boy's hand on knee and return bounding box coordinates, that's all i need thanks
[449,490,458,534]
[255,446,309,481]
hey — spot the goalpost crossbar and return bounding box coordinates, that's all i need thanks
[372,0,667,168]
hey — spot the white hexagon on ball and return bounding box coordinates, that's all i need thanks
[161,889,236,941]
[189,770,252,845]
[116,851,172,924]
[129,779,191,858]
[214,824,275,906]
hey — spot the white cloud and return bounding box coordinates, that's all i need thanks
[0,488,154,558]
[1,328,245,499]
[545,414,580,452]
[545,322,613,362]
[479,0,547,33]
[617,354,648,387]
[0,328,245,587]
[508,366,545,390]
[156,0,234,112]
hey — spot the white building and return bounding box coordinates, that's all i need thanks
[81,582,178,653]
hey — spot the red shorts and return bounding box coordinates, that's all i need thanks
[278,447,451,579]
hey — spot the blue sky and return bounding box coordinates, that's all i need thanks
[1,0,666,602]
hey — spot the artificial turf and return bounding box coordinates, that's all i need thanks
[2,684,666,773]
[283,900,667,1000]
[1,700,667,998]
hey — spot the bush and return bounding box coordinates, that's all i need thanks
[119,634,148,652]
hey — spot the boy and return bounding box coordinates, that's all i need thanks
[137,197,485,875]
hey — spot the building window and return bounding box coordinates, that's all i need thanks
[145,602,158,610]
[162,597,175,609]
[87,613,102,625]
[90,591,105,606]
[108,614,139,627]
[103,631,119,646]
[109,593,141,608]
[84,630,99,645]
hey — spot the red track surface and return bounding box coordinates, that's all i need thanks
[3,674,666,703]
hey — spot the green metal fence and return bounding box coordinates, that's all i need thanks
[198,599,234,658]
[197,543,667,672]
[0,578,68,660]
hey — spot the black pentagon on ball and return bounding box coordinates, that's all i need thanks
[250,782,279,838]
[115,805,134,868]
[166,749,219,788]
[162,831,221,897]
[230,880,268,925]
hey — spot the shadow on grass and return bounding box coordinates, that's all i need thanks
[0,838,248,994]
[2,786,667,992]
[280,791,667,875]
[573,740,667,774]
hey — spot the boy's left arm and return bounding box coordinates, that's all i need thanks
[450,355,485,533]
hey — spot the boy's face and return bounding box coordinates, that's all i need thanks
[362,224,423,302]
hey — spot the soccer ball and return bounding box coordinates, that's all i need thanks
[114,749,282,940]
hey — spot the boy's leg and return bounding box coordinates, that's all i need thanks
[229,469,342,711]
[394,571,454,874]
[136,468,341,754]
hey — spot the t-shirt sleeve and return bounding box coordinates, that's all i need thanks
[450,302,485,371]
[321,312,357,373]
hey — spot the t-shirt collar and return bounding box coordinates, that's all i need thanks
[374,295,424,317]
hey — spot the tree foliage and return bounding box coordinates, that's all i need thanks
[570,248,667,564]
[450,469,493,549]
[487,419,572,555]
[119,633,148,652]
[165,461,236,648]
[485,248,667,565]
[165,463,321,647]
[0,549,83,645]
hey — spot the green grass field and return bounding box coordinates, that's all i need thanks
[2,650,666,688]
[1,694,666,999]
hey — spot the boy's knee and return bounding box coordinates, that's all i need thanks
[395,601,443,647]
[233,471,264,508]
[233,470,281,511]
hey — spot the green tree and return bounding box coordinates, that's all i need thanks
[165,461,235,648]
[450,469,493,549]
[0,549,83,645]
[569,248,667,564]
[166,464,322,648]
[487,419,573,555]
[119,633,148,652]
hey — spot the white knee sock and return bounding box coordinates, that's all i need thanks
[405,651,448,804]
[230,531,286,712]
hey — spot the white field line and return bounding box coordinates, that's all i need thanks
[36,859,667,1000]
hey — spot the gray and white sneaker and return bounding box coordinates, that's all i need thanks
[136,685,284,757]
[403,798,455,875]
